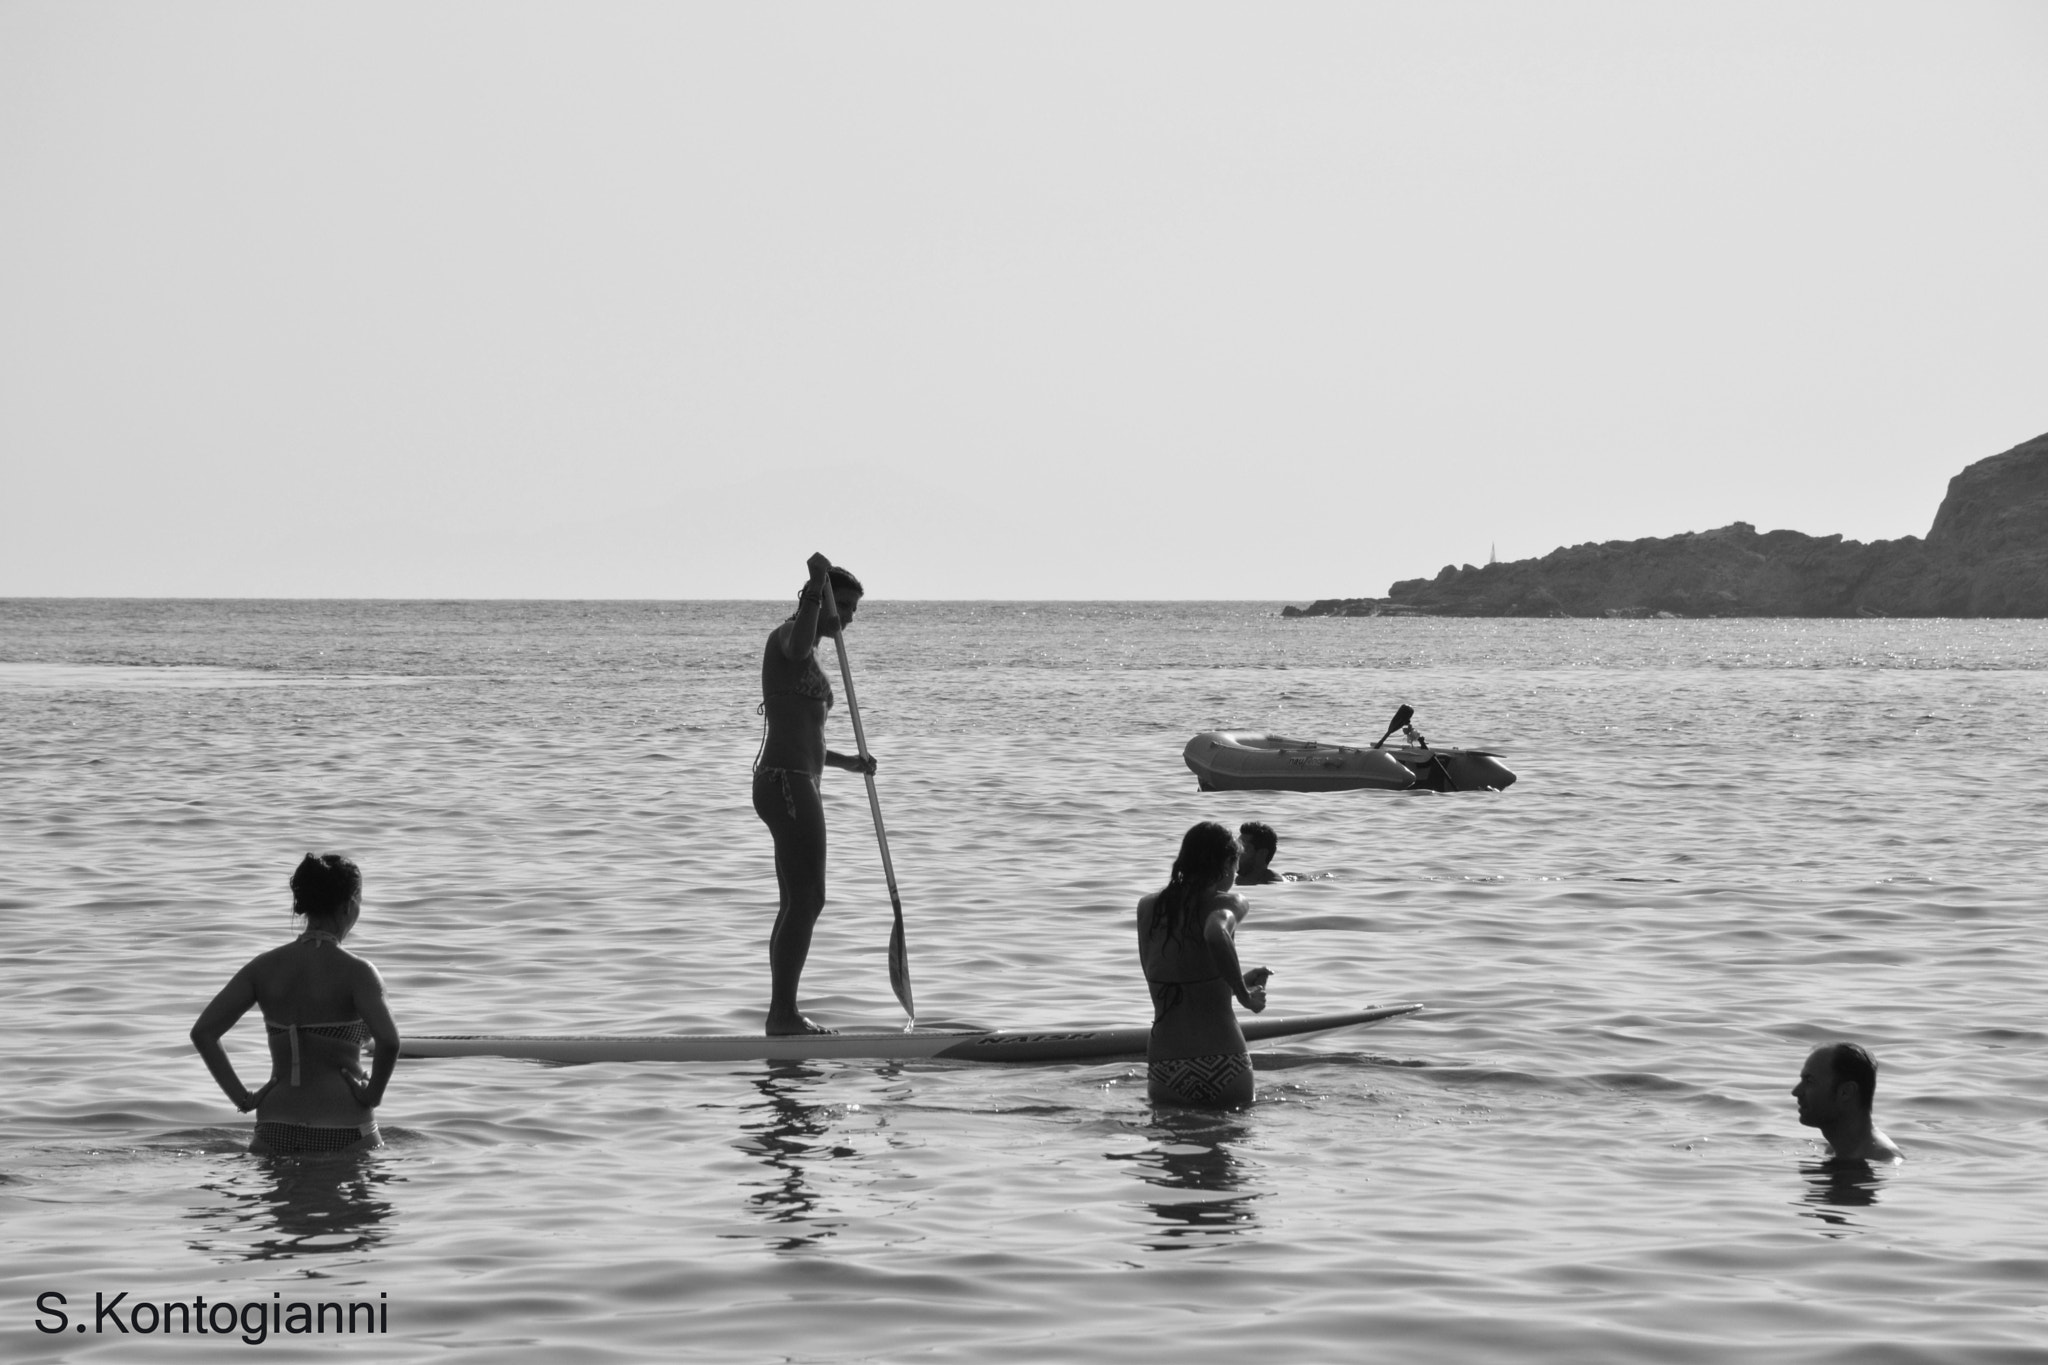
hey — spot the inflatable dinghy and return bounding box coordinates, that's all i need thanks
[1185,708,1515,793]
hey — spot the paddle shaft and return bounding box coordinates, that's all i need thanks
[830,633,897,897]
[820,578,915,1025]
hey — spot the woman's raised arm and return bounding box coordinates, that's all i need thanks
[780,554,833,661]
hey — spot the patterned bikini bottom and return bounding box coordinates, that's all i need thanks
[1147,1052,1254,1108]
[251,1122,382,1157]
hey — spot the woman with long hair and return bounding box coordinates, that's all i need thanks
[1136,821,1270,1107]
[753,551,875,1035]
[190,854,400,1156]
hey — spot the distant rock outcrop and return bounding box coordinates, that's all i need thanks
[1283,431,2048,618]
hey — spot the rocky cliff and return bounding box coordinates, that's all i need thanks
[1285,431,2048,618]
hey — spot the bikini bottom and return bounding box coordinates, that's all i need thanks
[251,1121,382,1157]
[1147,1052,1254,1108]
[752,767,826,907]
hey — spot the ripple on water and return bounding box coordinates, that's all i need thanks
[4,607,2048,1360]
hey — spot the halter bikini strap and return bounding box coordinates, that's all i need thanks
[285,930,339,1085]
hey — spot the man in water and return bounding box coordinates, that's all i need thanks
[1236,822,1291,885]
[1791,1041,1903,1163]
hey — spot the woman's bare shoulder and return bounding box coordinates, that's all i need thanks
[241,942,294,972]
[1203,891,1251,927]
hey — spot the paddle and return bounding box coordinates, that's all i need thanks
[1371,702,1459,790]
[819,571,915,1028]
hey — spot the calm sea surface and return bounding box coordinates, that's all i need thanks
[2,601,2045,1363]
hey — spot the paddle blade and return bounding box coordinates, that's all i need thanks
[1374,703,1414,749]
[888,910,915,1027]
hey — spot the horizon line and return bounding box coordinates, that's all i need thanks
[0,594,1318,604]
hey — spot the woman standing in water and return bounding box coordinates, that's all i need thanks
[190,854,399,1156]
[1137,821,1270,1107]
[754,552,874,1036]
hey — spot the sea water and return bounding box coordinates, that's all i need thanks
[1,600,2044,1363]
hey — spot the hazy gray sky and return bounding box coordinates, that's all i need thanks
[4,2,2045,598]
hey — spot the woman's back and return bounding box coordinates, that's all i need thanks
[191,854,399,1151]
[1136,821,1266,1109]
[250,937,380,1126]
[254,937,364,1022]
[1137,890,1249,1063]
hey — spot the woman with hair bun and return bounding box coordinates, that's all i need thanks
[190,854,400,1156]
[1136,821,1270,1108]
[753,551,875,1036]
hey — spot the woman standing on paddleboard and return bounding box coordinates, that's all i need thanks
[190,854,400,1156]
[1137,821,1270,1107]
[754,553,874,1036]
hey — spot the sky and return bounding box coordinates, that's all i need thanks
[3,1,2045,600]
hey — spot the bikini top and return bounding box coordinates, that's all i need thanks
[264,930,369,1086]
[265,1018,370,1086]
[1144,938,1223,1013]
[1144,969,1222,1019]
[1145,969,1221,986]
[1142,900,1229,1013]
[767,644,833,708]
[762,625,834,710]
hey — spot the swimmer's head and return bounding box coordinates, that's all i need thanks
[1236,822,1277,879]
[1793,1041,1878,1128]
[290,853,361,922]
[1171,820,1241,893]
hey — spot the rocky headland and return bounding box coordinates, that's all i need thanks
[1286,430,2048,618]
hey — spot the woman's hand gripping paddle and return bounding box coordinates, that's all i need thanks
[819,567,915,1028]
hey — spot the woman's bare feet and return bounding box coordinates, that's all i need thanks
[765,1011,836,1036]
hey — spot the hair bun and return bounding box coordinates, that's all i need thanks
[289,852,362,919]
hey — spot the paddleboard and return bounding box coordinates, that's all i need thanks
[400,1003,1422,1064]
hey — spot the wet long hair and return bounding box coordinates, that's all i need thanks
[290,853,361,921]
[1147,821,1240,950]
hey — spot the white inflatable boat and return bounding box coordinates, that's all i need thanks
[1183,730,1515,793]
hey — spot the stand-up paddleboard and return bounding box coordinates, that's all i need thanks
[401,1003,1422,1065]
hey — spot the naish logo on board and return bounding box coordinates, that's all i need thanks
[968,1032,1097,1047]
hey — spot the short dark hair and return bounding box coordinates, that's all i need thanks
[1826,1041,1878,1104]
[1238,821,1277,855]
[827,566,864,599]
[290,853,361,919]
